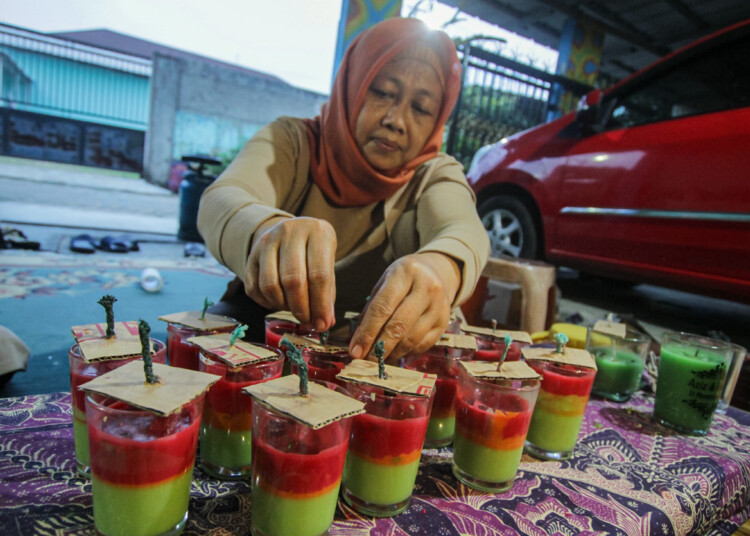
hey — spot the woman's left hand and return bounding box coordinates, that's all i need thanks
[349,252,461,363]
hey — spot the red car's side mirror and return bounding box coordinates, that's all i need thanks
[576,89,604,131]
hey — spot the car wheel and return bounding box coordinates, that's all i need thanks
[478,196,539,259]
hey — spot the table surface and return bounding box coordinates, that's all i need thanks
[0,391,748,536]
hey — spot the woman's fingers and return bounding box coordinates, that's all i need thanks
[245,217,337,330]
[306,224,337,330]
[350,253,455,361]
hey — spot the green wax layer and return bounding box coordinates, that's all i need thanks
[200,423,252,472]
[73,409,89,469]
[425,415,455,443]
[654,344,726,432]
[592,349,643,397]
[251,482,340,536]
[342,453,420,505]
[526,407,583,453]
[453,430,522,483]
[92,469,192,536]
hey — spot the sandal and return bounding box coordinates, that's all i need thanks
[1,228,40,250]
[70,234,97,254]
[97,236,130,253]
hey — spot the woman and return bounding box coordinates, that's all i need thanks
[198,17,489,362]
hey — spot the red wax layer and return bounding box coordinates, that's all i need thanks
[290,350,351,384]
[454,392,531,449]
[529,361,596,397]
[349,407,429,461]
[168,333,200,370]
[202,361,270,417]
[89,404,200,486]
[403,353,459,418]
[252,422,348,496]
[473,342,522,362]
[265,321,317,349]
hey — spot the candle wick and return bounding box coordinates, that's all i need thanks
[229,324,248,347]
[374,341,387,380]
[138,319,158,384]
[281,337,308,396]
[97,294,117,338]
[201,297,214,320]
[498,333,513,370]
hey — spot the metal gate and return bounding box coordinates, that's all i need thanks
[445,43,592,169]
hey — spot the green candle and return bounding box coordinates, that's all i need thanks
[654,342,728,434]
[591,348,644,401]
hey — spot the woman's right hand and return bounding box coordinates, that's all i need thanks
[245,216,337,331]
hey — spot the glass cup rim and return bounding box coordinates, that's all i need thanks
[661,330,733,352]
[587,326,651,344]
[198,345,283,370]
[70,337,166,359]
[342,380,431,404]
[457,366,540,393]
[85,391,203,415]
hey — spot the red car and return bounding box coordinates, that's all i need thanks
[468,18,750,304]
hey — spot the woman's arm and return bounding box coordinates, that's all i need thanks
[350,156,490,362]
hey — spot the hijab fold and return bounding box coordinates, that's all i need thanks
[303,18,462,207]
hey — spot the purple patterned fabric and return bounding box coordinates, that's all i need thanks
[0,392,748,535]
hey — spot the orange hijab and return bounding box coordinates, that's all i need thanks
[304,18,462,207]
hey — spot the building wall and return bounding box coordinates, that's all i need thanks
[145,53,328,186]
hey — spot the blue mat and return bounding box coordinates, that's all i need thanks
[0,265,233,397]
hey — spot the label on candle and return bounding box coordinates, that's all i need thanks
[280,333,348,353]
[338,360,437,397]
[522,346,597,370]
[244,374,365,429]
[592,320,627,338]
[71,321,153,362]
[265,310,300,324]
[460,324,532,344]
[79,361,220,416]
[188,334,280,366]
[435,333,477,350]
[460,360,541,380]
[158,311,238,331]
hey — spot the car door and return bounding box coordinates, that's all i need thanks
[552,30,750,295]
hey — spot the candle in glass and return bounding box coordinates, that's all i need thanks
[654,331,732,434]
[452,361,540,492]
[523,335,597,460]
[586,324,650,402]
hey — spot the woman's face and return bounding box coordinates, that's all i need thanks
[355,58,443,172]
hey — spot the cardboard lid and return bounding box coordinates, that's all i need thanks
[338,359,436,397]
[71,321,153,362]
[460,360,541,380]
[265,311,300,324]
[592,320,627,338]
[79,361,220,416]
[188,334,281,367]
[243,374,365,429]
[434,333,477,350]
[522,346,597,370]
[280,333,348,354]
[158,311,237,331]
[461,324,533,344]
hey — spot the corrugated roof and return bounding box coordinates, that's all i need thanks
[441,0,750,81]
[50,28,286,84]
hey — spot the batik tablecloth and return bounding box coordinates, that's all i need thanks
[1,391,748,535]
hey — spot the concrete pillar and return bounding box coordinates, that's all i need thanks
[144,53,182,186]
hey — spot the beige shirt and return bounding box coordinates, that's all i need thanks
[197,116,489,314]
